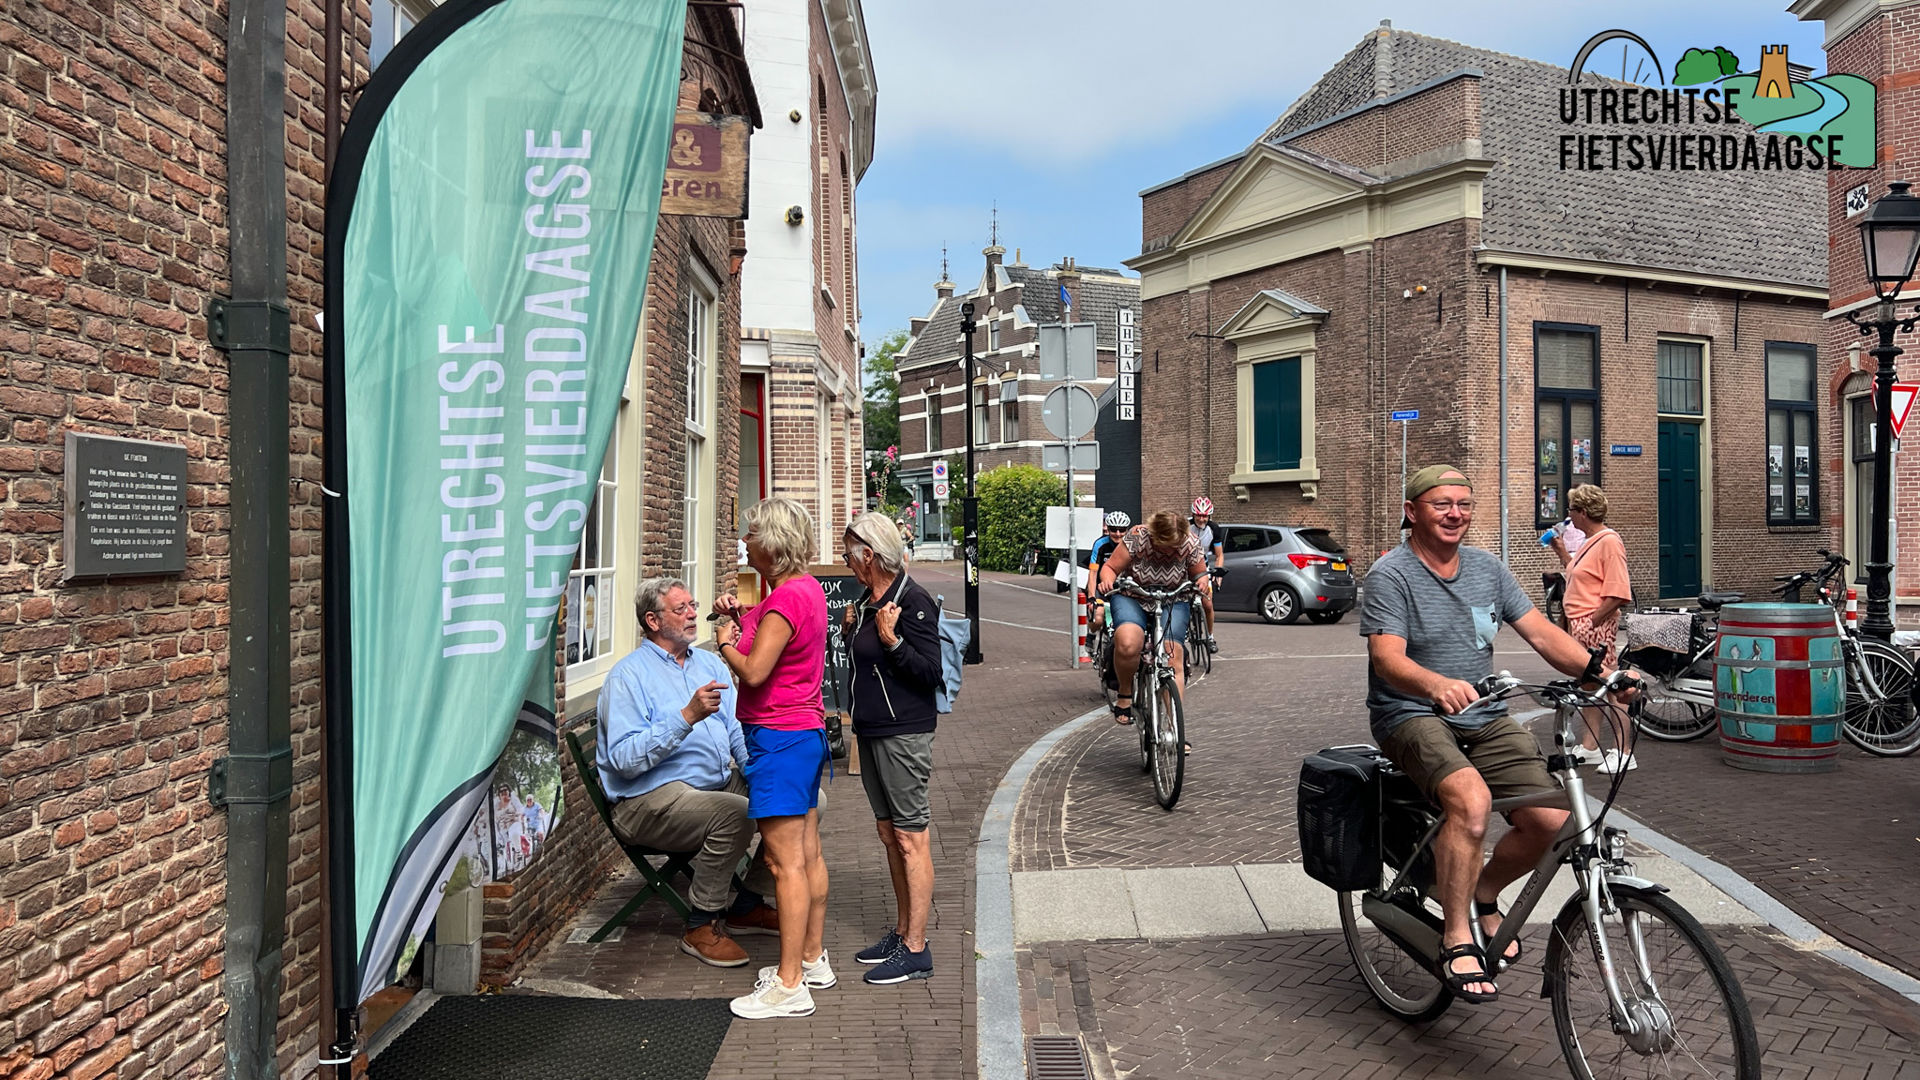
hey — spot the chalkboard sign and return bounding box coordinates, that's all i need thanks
[63,432,187,581]
[812,564,863,716]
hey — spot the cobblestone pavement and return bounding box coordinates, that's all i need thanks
[1013,607,1920,1078]
[515,565,1104,1080]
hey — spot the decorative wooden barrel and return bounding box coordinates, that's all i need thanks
[1714,603,1844,773]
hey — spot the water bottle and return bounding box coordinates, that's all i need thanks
[1539,519,1566,547]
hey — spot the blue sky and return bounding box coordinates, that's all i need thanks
[853,1,1827,356]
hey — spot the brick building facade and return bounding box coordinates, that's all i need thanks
[0,2,757,1077]
[894,246,1141,545]
[1795,0,1920,619]
[1129,23,1838,603]
[738,0,874,557]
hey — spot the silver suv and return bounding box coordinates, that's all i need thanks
[1212,523,1357,624]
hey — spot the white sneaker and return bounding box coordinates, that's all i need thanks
[756,951,835,990]
[1596,749,1639,774]
[730,972,816,1019]
[1570,746,1605,766]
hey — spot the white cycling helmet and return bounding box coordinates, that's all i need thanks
[1104,511,1131,528]
[1191,496,1214,517]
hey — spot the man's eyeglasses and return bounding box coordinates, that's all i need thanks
[1418,499,1476,514]
[658,598,701,616]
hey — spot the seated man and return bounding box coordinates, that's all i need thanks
[1361,465,1621,1004]
[598,577,778,967]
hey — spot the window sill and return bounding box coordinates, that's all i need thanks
[1230,466,1319,486]
[1767,522,1823,531]
[820,284,837,310]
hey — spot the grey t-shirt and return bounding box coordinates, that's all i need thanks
[1359,544,1535,742]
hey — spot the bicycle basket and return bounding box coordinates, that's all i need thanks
[1297,746,1386,891]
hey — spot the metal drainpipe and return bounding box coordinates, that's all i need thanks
[1498,266,1509,566]
[215,0,293,1075]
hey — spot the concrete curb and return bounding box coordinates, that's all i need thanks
[975,704,1108,1080]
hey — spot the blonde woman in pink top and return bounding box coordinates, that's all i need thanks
[714,496,831,1019]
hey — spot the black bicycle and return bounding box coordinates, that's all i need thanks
[1111,574,1197,811]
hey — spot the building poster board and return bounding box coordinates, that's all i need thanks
[63,432,187,581]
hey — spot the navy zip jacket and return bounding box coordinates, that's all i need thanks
[848,572,942,738]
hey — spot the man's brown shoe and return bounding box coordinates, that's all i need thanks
[681,923,749,967]
[724,903,781,937]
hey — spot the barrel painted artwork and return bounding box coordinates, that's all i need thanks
[1714,603,1844,773]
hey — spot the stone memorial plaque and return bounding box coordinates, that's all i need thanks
[64,433,187,580]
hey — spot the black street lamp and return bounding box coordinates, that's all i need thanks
[960,301,983,663]
[1845,180,1920,641]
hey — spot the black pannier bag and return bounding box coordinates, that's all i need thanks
[1297,745,1389,890]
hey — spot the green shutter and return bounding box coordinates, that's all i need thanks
[1253,357,1301,471]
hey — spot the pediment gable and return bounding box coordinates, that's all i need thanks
[1217,289,1329,340]
[1174,146,1367,249]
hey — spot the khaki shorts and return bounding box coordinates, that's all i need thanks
[1379,714,1553,805]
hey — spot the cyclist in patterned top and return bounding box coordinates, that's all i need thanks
[1093,510,1207,743]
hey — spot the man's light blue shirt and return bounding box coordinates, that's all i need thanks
[597,638,749,801]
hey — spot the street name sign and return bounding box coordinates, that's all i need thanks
[1390,409,1419,421]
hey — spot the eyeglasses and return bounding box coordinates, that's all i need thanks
[1418,499,1476,514]
[656,598,700,616]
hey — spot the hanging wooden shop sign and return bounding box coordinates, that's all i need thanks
[660,111,750,218]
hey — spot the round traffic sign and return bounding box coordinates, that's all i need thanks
[932,459,949,481]
[933,480,950,502]
[1041,384,1098,440]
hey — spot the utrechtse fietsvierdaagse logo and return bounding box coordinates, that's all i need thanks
[1559,30,1875,171]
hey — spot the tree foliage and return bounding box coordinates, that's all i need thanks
[1673,46,1739,86]
[863,329,907,459]
[975,464,1067,572]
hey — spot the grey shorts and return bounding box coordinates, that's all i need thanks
[858,731,935,832]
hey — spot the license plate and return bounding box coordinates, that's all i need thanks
[1331,561,1347,571]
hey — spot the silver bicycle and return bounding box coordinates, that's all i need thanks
[1111,575,1196,811]
[1339,672,1760,1078]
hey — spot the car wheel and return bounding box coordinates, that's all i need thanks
[1306,609,1345,625]
[1259,584,1301,625]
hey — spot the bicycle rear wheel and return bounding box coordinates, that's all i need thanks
[1338,869,1452,1022]
[1150,671,1185,810]
[1633,681,1717,742]
[1843,640,1920,757]
[1549,885,1759,1080]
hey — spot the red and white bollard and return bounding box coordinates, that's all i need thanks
[1076,590,1091,664]
[1846,588,1859,628]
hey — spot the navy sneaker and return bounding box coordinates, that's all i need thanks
[863,942,933,984]
[855,928,902,965]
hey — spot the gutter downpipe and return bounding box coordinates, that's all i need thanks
[219,0,293,1075]
[1498,265,1509,566]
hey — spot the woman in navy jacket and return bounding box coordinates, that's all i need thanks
[839,512,943,984]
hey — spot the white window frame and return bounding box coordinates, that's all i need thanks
[565,412,619,681]
[683,267,718,603]
[370,0,434,68]
[1229,320,1319,486]
[999,379,1019,443]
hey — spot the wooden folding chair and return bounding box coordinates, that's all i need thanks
[564,728,696,940]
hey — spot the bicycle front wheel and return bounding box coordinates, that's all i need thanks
[1843,640,1920,757]
[1135,670,1152,774]
[1634,681,1717,742]
[1550,886,1759,1080]
[1150,672,1185,810]
[1187,610,1211,678]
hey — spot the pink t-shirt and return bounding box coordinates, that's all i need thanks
[735,574,828,731]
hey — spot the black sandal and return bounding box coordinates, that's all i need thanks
[1435,942,1499,1003]
[1475,898,1523,965]
[1111,699,1133,725]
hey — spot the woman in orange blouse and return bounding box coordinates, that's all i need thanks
[1552,485,1636,772]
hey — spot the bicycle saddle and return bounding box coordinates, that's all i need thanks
[1696,591,1744,610]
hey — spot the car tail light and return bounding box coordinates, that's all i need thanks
[1287,553,1331,570]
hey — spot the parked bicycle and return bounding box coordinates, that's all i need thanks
[1623,551,1920,756]
[1318,671,1759,1078]
[1109,574,1195,811]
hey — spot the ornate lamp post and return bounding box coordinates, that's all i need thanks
[1845,181,1920,641]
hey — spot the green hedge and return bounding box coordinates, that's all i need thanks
[976,464,1068,571]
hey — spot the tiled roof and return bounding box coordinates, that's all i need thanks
[901,295,966,369]
[1261,28,1826,289]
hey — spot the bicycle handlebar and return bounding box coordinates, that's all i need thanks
[1431,669,1642,716]
[1109,575,1202,604]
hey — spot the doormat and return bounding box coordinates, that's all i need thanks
[368,995,733,1080]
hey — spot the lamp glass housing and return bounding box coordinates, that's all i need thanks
[1859,181,1920,300]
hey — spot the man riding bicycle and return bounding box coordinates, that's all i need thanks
[1085,511,1130,634]
[1188,497,1225,654]
[1095,510,1206,752]
[1361,465,1632,1005]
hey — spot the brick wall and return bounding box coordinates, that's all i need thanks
[1286,73,1481,173]
[1141,159,1239,252]
[1820,7,1920,613]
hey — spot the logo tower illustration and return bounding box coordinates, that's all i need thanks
[1757,45,1791,98]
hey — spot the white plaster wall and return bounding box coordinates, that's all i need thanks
[741,0,817,332]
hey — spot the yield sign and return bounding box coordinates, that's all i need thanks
[1893,383,1919,440]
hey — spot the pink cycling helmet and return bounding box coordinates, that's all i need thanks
[1191,496,1214,517]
